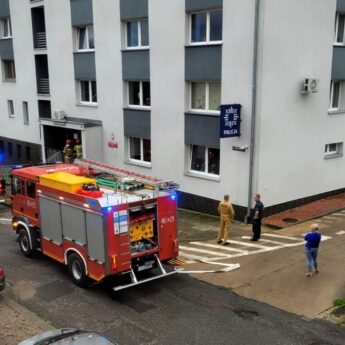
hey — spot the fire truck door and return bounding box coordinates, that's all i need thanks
[11,177,25,214]
[23,181,38,221]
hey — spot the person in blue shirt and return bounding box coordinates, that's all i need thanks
[304,224,321,277]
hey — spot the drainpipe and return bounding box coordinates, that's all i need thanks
[245,0,261,223]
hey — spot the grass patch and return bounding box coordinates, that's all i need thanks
[333,298,345,307]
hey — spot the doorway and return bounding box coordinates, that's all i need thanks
[43,126,81,163]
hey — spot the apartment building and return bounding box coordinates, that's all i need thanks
[0,0,344,221]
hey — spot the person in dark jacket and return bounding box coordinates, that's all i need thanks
[304,224,321,277]
[251,193,264,241]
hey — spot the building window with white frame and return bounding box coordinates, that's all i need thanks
[0,17,12,39]
[335,13,345,45]
[126,18,149,48]
[128,81,150,107]
[190,145,220,176]
[80,80,97,104]
[2,60,16,81]
[191,82,221,112]
[324,142,343,158]
[128,137,151,163]
[7,100,14,117]
[191,9,222,44]
[329,81,341,111]
[76,25,95,51]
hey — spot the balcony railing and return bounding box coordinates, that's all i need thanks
[34,32,47,49]
[38,77,50,94]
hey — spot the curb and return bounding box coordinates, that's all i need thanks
[1,292,56,332]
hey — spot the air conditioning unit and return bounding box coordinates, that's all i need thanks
[53,110,66,121]
[301,78,319,94]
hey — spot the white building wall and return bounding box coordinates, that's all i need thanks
[256,0,340,206]
[220,0,256,207]
[0,0,40,144]
[0,0,343,212]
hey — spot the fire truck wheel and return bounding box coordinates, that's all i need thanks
[18,229,34,257]
[68,253,89,288]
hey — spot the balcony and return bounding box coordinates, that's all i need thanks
[31,6,47,49]
[34,31,47,49]
[35,54,50,95]
[38,77,50,94]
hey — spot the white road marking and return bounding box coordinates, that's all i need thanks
[261,233,302,241]
[241,236,294,246]
[323,216,340,220]
[316,218,333,224]
[335,231,345,235]
[0,218,11,224]
[178,251,226,262]
[179,245,232,258]
[227,239,269,249]
[190,241,249,254]
[175,262,240,274]
[179,234,333,264]
[332,213,345,217]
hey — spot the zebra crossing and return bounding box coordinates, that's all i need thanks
[179,233,332,263]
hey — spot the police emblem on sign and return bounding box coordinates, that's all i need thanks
[220,104,242,138]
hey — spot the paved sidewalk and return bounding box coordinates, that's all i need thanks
[263,192,345,228]
[177,209,345,319]
[0,293,55,345]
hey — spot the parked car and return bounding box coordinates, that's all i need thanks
[18,328,118,345]
[0,265,5,291]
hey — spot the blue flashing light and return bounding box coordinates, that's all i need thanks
[107,206,113,212]
[170,193,177,201]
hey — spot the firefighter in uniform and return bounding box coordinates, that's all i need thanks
[217,194,235,245]
[63,139,75,164]
[75,139,83,160]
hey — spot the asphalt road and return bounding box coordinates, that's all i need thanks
[1,206,345,345]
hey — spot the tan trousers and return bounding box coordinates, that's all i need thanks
[218,217,231,242]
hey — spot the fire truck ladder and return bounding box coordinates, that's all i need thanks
[74,158,179,193]
[113,254,177,292]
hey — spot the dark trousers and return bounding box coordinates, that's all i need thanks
[252,220,261,240]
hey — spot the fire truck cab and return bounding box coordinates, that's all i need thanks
[11,160,179,291]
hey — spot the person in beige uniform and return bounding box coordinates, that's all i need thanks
[217,194,235,245]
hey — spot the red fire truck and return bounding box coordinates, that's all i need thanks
[11,159,179,291]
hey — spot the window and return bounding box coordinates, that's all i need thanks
[26,181,36,199]
[8,142,12,156]
[190,145,220,176]
[17,144,21,160]
[126,18,149,48]
[329,81,342,111]
[335,13,345,44]
[129,137,151,163]
[12,178,24,195]
[128,81,150,107]
[7,100,14,117]
[23,102,29,125]
[26,146,31,162]
[1,18,12,38]
[2,60,16,80]
[325,143,343,157]
[191,9,222,44]
[191,82,221,111]
[80,80,97,104]
[77,25,94,51]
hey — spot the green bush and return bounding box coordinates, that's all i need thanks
[333,298,345,307]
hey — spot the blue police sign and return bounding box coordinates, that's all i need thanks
[220,104,241,138]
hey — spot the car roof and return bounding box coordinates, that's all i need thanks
[18,329,117,345]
